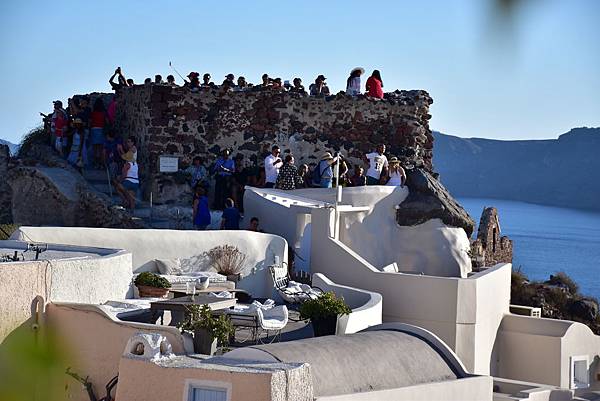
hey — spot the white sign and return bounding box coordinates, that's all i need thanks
[159,156,179,172]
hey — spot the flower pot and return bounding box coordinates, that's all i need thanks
[136,285,169,298]
[311,315,338,337]
[193,328,217,355]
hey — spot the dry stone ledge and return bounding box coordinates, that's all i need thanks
[396,168,475,237]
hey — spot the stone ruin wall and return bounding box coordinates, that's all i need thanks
[114,85,434,203]
[471,207,513,269]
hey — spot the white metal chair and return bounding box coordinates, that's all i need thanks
[269,264,322,304]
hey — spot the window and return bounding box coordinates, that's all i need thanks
[570,355,589,389]
[184,379,231,401]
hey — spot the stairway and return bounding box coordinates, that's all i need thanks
[81,168,172,228]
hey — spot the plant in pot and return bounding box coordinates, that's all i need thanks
[134,272,171,298]
[204,245,247,283]
[299,292,352,337]
[177,305,234,355]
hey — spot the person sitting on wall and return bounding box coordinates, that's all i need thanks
[185,72,200,90]
[126,78,135,86]
[185,156,209,189]
[236,76,248,91]
[192,186,211,230]
[366,70,384,99]
[257,73,271,89]
[289,78,306,95]
[264,145,283,188]
[109,66,129,91]
[348,166,367,187]
[248,217,264,232]
[309,75,331,96]
[202,73,214,87]
[276,154,303,190]
[154,74,163,84]
[386,157,406,187]
[116,151,139,210]
[144,78,152,85]
[220,198,241,230]
[212,149,235,210]
[222,73,236,90]
[364,144,389,185]
[166,75,177,86]
[272,77,284,91]
[314,152,340,188]
[346,67,365,96]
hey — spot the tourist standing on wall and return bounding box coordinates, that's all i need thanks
[264,145,283,188]
[221,198,241,230]
[309,75,330,96]
[185,156,209,189]
[276,155,303,190]
[202,73,214,87]
[290,78,306,94]
[108,66,129,91]
[67,118,86,171]
[50,101,68,156]
[185,72,200,90]
[365,144,389,185]
[366,70,384,99]
[166,75,177,86]
[154,75,163,84]
[222,73,235,89]
[213,149,235,209]
[116,151,139,210]
[346,67,364,96]
[315,152,340,188]
[192,187,211,230]
[90,98,107,168]
[386,157,406,187]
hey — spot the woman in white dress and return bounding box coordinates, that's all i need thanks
[386,157,406,187]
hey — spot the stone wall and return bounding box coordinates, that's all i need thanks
[115,85,434,203]
[471,207,513,269]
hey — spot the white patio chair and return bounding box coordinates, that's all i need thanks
[269,263,322,304]
[256,305,288,343]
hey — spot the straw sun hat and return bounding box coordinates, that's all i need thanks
[351,67,365,75]
[121,151,135,162]
[321,152,334,160]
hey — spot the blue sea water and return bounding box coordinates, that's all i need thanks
[459,198,600,299]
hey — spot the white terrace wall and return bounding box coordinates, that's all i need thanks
[14,227,288,298]
[243,186,471,277]
[0,241,131,343]
[309,207,511,375]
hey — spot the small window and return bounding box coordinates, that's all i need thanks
[185,379,231,401]
[570,355,589,389]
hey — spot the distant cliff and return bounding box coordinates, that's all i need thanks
[433,127,600,211]
[0,139,18,155]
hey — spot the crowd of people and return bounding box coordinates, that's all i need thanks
[42,95,140,210]
[108,65,386,99]
[43,65,399,230]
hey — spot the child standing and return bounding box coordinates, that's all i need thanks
[220,198,241,230]
[192,187,211,230]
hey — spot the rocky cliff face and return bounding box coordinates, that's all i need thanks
[115,86,434,203]
[433,127,600,211]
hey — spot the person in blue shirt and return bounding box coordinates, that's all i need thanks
[192,187,211,230]
[221,198,241,230]
[212,149,235,210]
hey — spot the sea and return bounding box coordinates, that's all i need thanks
[459,198,600,300]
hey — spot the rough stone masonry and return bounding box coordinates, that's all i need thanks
[115,85,435,204]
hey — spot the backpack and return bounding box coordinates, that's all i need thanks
[312,161,325,185]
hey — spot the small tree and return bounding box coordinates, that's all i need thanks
[204,245,247,276]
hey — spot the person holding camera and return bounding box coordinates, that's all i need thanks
[109,67,128,91]
[309,75,330,96]
[264,145,283,188]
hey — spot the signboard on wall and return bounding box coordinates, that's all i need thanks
[159,156,179,172]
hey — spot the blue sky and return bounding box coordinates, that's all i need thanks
[0,0,598,144]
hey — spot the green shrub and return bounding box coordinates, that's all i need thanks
[134,272,171,289]
[299,292,352,321]
[547,272,579,294]
[18,126,46,158]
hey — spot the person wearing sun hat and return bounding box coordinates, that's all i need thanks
[314,151,341,188]
[116,150,139,210]
[386,156,407,187]
[309,75,330,96]
[346,67,365,96]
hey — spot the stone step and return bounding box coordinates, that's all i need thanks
[83,169,109,181]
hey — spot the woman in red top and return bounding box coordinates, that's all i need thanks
[366,70,384,99]
[90,98,107,168]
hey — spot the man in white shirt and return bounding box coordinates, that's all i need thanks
[264,145,283,188]
[364,144,389,185]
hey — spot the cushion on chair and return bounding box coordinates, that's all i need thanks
[155,258,182,275]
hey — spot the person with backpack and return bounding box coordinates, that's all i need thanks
[313,152,340,188]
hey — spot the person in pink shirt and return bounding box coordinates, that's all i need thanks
[366,70,384,99]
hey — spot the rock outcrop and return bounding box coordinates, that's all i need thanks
[396,168,475,236]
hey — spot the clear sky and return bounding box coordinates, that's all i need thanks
[0,0,598,144]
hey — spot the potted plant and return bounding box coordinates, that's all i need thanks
[299,292,352,337]
[178,305,234,355]
[134,272,171,298]
[204,245,247,283]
